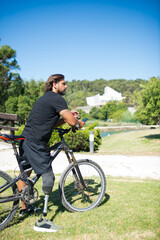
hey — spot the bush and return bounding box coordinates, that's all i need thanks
[15,125,25,135]
[122,110,140,123]
[112,110,124,122]
[49,122,102,152]
[89,107,102,119]
[63,128,101,152]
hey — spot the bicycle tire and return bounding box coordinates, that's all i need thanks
[0,170,19,231]
[59,159,106,212]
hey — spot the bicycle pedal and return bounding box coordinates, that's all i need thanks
[34,207,42,216]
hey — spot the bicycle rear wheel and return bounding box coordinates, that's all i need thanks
[0,170,19,231]
[59,159,106,212]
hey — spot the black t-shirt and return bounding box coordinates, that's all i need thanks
[22,91,68,143]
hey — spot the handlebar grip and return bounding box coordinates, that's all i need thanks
[82,118,88,122]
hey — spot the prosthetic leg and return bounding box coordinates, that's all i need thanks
[39,194,49,220]
[33,170,62,232]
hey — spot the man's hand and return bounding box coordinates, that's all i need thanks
[78,119,85,128]
[71,111,79,118]
[59,109,85,128]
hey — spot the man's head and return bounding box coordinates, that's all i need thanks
[45,74,67,95]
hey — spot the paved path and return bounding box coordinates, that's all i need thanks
[0,142,160,179]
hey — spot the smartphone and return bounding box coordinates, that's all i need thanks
[82,118,88,122]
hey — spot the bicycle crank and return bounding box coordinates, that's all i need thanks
[21,186,39,205]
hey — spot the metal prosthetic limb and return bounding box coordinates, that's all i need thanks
[43,195,49,216]
[39,194,49,220]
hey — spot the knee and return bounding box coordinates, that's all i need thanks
[42,169,55,195]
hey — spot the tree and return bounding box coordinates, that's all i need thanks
[5,96,18,114]
[17,95,33,124]
[76,109,89,119]
[0,44,21,112]
[100,101,127,120]
[90,107,102,119]
[135,77,160,125]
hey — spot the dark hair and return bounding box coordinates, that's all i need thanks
[44,74,65,92]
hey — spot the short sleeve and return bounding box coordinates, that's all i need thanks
[52,94,68,113]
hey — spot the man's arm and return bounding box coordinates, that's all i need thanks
[54,110,80,127]
[54,118,66,127]
[58,109,84,128]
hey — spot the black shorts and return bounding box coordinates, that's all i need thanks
[22,138,52,175]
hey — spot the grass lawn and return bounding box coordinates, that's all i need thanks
[0,175,159,240]
[98,128,160,155]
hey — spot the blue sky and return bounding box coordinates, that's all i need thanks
[0,0,160,82]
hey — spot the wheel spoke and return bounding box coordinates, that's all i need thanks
[60,160,106,212]
[0,171,19,231]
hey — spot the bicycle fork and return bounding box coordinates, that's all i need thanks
[65,149,87,190]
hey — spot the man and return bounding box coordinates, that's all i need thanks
[18,74,84,232]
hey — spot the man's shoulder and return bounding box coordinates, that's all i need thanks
[44,91,62,99]
[44,91,67,105]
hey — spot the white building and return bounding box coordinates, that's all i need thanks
[86,86,124,106]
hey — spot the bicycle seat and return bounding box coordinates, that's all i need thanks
[0,134,25,142]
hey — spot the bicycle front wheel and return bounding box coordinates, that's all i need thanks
[0,170,19,231]
[59,159,106,212]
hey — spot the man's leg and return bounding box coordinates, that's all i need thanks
[42,169,55,216]
[18,170,33,215]
[33,168,62,232]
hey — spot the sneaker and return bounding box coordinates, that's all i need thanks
[33,218,62,232]
[19,205,35,217]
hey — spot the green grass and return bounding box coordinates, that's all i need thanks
[0,175,160,240]
[98,128,160,155]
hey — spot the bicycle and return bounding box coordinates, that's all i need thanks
[0,126,106,231]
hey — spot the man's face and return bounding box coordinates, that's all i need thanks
[56,79,67,95]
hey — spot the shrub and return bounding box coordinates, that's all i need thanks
[15,125,25,135]
[63,128,101,152]
[90,107,102,119]
[122,110,140,123]
[49,121,102,152]
[112,110,124,122]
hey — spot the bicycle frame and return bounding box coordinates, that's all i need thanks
[49,134,87,189]
[0,128,87,204]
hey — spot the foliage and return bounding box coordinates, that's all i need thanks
[5,96,18,114]
[100,101,127,120]
[49,129,61,146]
[63,128,101,152]
[1,42,155,125]
[134,77,160,125]
[64,78,147,108]
[64,79,107,107]
[89,107,102,119]
[112,109,124,122]
[0,44,21,112]
[15,125,25,135]
[49,121,101,152]
[76,108,90,119]
[87,121,99,130]
[64,130,90,152]
[121,110,139,123]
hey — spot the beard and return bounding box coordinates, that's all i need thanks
[58,89,66,95]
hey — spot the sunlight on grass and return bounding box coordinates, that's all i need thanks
[98,129,160,155]
[0,176,159,240]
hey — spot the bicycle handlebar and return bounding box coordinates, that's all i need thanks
[53,118,88,136]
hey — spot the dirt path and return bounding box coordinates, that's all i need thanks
[0,142,160,179]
